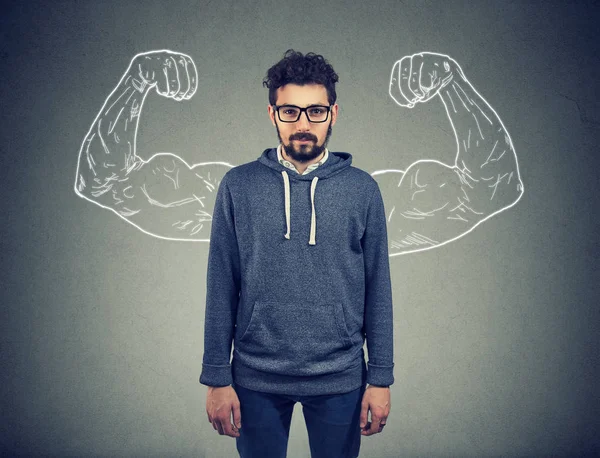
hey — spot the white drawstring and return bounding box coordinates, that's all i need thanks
[309,176,318,245]
[282,171,291,240]
[281,171,319,245]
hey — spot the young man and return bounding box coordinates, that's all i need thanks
[199,50,394,458]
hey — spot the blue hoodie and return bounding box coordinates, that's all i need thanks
[199,148,394,395]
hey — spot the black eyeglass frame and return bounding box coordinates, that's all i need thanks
[272,104,333,123]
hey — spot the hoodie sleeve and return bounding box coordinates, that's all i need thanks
[199,173,241,387]
[362,184,395,387]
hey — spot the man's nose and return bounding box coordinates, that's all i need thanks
[295,111,311,130]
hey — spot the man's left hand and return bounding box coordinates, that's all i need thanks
[359,384,391,436]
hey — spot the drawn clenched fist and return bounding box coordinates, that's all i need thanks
[389,52,465,108]
[127,50,198,100]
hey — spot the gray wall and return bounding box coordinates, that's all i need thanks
[1,0,598,456]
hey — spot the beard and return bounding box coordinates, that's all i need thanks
[276,122,333,163]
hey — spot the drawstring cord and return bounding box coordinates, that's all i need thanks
[282,170,291,240]
[309,176,318,245]
[281,171,318,245]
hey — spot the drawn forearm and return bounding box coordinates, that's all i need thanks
[95,74,147,171]
[439,76,523,209]
[76,72,150,202]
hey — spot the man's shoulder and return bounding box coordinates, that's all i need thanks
[341,164,379,189]
[223,158,265,183]
[331,165,382,205]
[347,164,375,179]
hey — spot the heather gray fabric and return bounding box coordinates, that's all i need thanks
[199,147,394,395]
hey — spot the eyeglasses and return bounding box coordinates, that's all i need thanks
[273,104,332,123]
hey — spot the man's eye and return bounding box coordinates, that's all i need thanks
[283,109,298,115]
[309,108,324,115]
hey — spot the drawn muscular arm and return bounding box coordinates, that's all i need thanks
[372,53,524,256]
[74,50,232,241]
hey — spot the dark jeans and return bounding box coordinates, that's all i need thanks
[233,382,366,458]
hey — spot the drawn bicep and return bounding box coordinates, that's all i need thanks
[107,153,232,240]
[395,160,483,222]
[374,161,491,255]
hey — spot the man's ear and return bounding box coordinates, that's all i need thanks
[330,103,339,127]
[268,105,276,126]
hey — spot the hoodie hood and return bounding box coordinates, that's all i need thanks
[257,147,353,245]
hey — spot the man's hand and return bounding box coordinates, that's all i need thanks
[360,385,391,436]
[128,50,198,100]
[389,52,466,108]
[206,385,242,438]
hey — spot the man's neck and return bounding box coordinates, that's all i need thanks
[281,147,325,174]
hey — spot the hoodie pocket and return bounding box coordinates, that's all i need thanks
[238,300,353,375]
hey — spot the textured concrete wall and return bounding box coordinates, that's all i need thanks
[1,0,598,456]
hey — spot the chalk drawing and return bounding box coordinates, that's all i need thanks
[75,51,523,255]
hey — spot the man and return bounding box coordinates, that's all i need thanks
[199,50,394,458]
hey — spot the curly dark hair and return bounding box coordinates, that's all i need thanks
[263,49,339,106]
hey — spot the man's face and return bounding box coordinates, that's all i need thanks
[268,84,338,163]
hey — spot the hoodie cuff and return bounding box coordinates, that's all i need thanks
[366,362,394,387]
[199,363,233,387]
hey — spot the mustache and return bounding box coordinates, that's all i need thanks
[289,133,317,142]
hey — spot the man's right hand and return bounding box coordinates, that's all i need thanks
[127,50,198,101]
[206,385,242,438]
